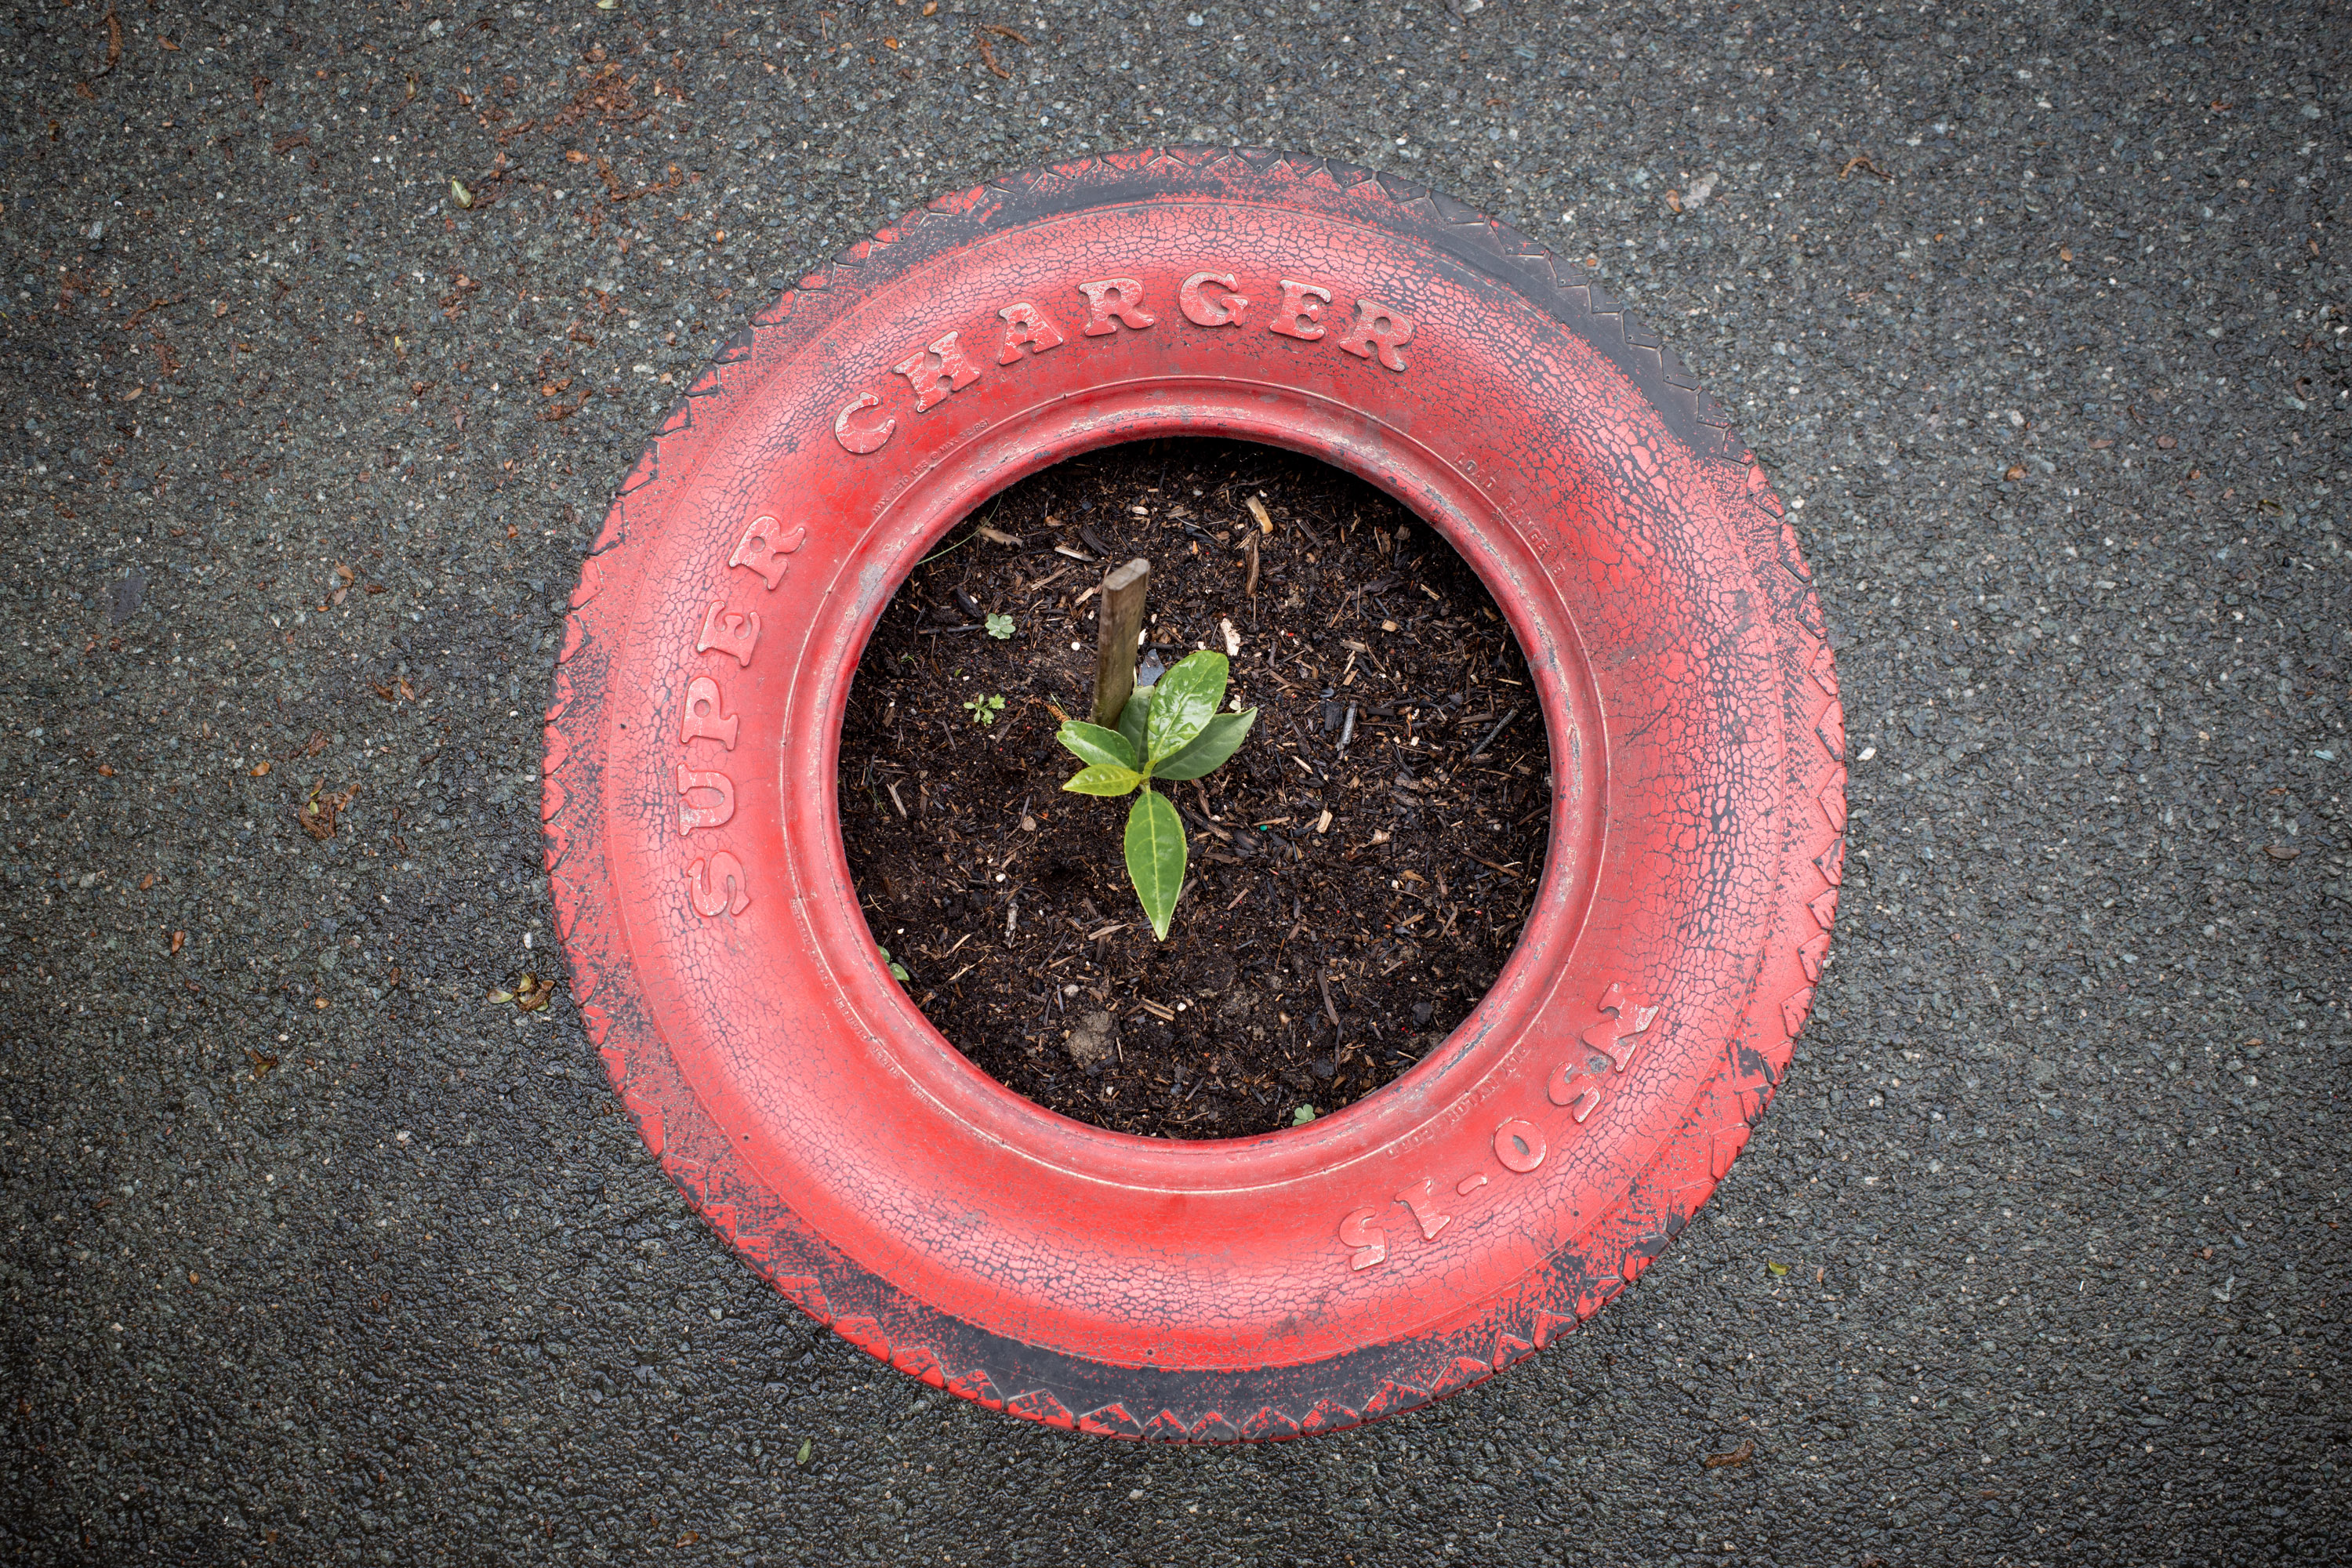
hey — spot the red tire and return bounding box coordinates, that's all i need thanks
[544,149,1841,1440]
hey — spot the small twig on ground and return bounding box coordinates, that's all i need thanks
[1838,154,1895,182]
[975,28,1011,78]
[1466,706,1518,760]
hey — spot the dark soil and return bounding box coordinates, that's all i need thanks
[837,440,1552,1139]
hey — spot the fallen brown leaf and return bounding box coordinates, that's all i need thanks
[1704,1438,1755,1469]
[2003,464,2026,481]
[169,930,186,955]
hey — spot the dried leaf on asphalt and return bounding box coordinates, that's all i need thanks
[297,779,358,841]
[245,1047,278,1080]
[94,5,124,78]
[169,930,186,955]
[1704,1439,1755,1469]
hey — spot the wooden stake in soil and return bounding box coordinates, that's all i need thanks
[1090,557,1151,727]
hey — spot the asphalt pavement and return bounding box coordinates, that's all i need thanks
[2,0,2346,1562]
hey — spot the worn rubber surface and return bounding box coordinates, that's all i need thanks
[543,148,1839,1439]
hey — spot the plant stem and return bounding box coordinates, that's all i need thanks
[1090,557,1150,727]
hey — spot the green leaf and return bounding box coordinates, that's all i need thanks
[1145,651,1229,764]
[1766,1260,1789,1278]
[1150,706,1258,781]
[1123,786,1186,940]
[1055,720,1137,772]
[985,612,1015,640]
[795,1438,812,1468]
[1292,1104,1318,1127]
[1062,762,1142,797]
[1116,690,1152,759]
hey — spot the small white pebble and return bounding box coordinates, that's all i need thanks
[1857,746,1877,762]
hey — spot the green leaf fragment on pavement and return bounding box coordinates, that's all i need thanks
[795,1438,811,1467]
[1123,786,1186,939]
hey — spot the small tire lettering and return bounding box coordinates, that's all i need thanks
[1075,277,1155,335]
[728,512,808,591]
[891,330,983,412]
[1492,1120,1546,1174]
[680,675,740,750]
[1394,1178,1452,1241]
[676,764,736,835]
[1336,296,1414,372]
[1268,278,1333,341]
[995,301,1068,363]
[685,852,751,917]
[695,603,760,667]
[1337,1207,1387,1272]
[1179,270,1250,328]
[833,390,895,454]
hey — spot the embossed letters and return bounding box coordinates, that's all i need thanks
[892,330,983,412]
[695,603,760,667]
[1179,270,1250,328]
[679,675,739,750]
[1075,277,1155,335]
[833,390,895,454]
[685,851,752,916]
[1268,278,1334,341]
[676,763,736,835]
[1336,297,1416,372]
[996,301,1067,363]
[728,512,808,591]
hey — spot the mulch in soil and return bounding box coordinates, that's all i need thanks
[837,439,1552,1140]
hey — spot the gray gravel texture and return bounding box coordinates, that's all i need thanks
[2,0,2347,1562]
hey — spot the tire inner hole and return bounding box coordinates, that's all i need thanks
[837,437,1553,1140]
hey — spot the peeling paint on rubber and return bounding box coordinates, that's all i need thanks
[543,147,1842,1441]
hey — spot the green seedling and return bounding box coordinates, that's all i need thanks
[962,692,1006,725]
[985,612,1016,640]
[876,944,910,984]
[1056,649,1257,941]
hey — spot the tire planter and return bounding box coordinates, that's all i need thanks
[543,148,1842,1441]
